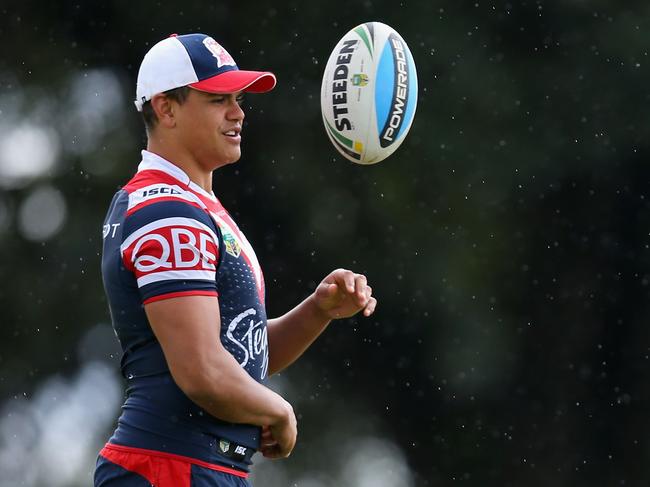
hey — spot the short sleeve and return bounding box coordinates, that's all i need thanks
[120,200,220,304]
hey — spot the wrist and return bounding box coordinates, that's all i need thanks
[270,398,294,425]
[308,293,334,322]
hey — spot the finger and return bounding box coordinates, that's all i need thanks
[354,274,368,298]
[363,297,377,316]
[364,285,372,299]
[359,285,372,306]
[261,446,282,459]
[261,430,276,442]
[262,444,291,459]
[333,269,355,293]
[355,290,369,308]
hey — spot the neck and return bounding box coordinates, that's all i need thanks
[146,137,213,193]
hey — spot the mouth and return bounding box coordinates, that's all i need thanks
[223,127,242,141]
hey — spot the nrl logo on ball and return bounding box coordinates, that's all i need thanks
[203,37,236,68]
[351,73,369,86]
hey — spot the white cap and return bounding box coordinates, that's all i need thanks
[134,33,276,111]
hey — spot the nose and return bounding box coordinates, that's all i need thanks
[227,97,245,122]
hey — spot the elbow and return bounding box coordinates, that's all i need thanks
[171,365,218,404]
[177,379,208,404]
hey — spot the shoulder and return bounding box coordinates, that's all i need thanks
[123,169,208,219]
[119,171,220,258]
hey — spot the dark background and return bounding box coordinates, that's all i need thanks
[1,1,649,486]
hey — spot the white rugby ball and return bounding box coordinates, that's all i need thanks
[321,22,418,164]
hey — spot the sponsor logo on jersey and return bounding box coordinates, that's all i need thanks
[102,223,120,239]
[127,184,206,214]
[226,308,269,379]
[120,217,219,286]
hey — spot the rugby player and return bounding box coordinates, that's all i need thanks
[94,33,376,487]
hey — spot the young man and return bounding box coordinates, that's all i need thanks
[95,33,376,487]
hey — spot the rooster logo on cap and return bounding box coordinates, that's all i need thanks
[203,37,236,68]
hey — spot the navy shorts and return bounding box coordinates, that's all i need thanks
[94,443,252,487]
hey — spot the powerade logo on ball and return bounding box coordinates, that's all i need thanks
[379,33,410,147]
[331,39,358,131]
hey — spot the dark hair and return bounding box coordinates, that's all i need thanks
[141,86,191,133]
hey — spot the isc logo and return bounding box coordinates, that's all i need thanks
[141,186,182,197]
[127,184,197,215]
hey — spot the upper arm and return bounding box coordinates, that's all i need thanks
[120,200,225,392]
[120,200,221,304]
[145,295,225,395]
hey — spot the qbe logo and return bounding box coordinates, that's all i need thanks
[121,219,219,282]
[131,228,216,272]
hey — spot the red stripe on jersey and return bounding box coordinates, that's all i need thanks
[100,443,249,479]
[123,169,187,194]
[127,167,222,220]
[124,170,205,216]
[127,195,203,217]
[143,290,218,305]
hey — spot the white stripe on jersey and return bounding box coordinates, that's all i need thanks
[120,217,219,255]
[136,269,216,287]
[127,184,207,212]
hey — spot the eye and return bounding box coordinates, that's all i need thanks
[236,94,245,105]
[211,96,226,104]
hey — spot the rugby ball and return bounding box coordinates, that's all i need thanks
[320,22,418,164]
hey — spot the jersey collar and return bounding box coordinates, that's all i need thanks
[138,150,217,201]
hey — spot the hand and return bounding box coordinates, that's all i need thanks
[312,268,377,320]
[260,402,297,459]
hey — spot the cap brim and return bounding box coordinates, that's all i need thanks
[190,70,276,94]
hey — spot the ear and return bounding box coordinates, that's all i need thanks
[150,93,176,128]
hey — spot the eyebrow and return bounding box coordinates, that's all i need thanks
[205,92,244,99]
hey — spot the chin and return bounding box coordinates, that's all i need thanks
[226,152,242,164]
[213,152,241,169]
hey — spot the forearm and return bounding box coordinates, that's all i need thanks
[174,348,291,427]
[267,294,331,375]
[145,295,295,448]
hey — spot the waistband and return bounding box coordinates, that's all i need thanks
[101,443,249,479]
[114,398,260,467]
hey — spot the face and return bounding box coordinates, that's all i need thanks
[172,89,246,170]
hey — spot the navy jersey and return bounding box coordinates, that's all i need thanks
[101,150,268,471]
